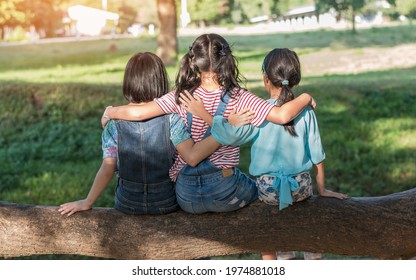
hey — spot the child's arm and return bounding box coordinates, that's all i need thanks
[179,91,258,146]
[58,158,116,216]
[266,93,316,124]
[101,101,165,128]
[176,137,220,167]
[315,162,348,199]
[170,113,220,167]
[179,91,256,127]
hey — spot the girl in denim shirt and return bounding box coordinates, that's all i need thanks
[183,48,348,259]
[58,52,219,216]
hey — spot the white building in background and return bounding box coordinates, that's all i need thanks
[180,0,191,27]
[68,5,119,36]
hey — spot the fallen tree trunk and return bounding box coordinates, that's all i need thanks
[1,187,415,260]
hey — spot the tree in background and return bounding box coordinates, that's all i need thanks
[234,0,278,23]
[0,0,26,40]
[186,0,231,26]
[316,0,366,33]
[118,3,138,34]
[316,0,400,33]
[395,0,416,22]
[156,0,177,66]
[20,0,64,38]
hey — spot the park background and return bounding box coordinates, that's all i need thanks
[0,0,415,259]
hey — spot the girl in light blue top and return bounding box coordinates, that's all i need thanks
[181,48,347,260]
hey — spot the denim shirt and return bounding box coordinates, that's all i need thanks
[102,116,180,214]
[102,115,190,167]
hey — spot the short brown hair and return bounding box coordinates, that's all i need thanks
[123,52,169,103]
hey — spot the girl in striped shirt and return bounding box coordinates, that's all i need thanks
[184,48,348,260]
[102,33,315,214]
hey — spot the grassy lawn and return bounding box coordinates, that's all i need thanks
[0,24,415,259]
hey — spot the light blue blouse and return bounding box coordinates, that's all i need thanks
[211,100,325,209]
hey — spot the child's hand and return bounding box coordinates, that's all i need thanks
[310,97,316,110]
[58,200,92,217]
[179,90,207,117]
[318,189,348,200]
[301,93,316,110]
[228,108,255,126]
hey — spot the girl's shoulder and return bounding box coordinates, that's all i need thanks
[296,106,318,123]
[229,87,260,102]
[231,87,250,96]
[104,120,117,135]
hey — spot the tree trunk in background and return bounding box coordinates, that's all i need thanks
[1,188,416,260]
[156,0,178,66]
[352,7,356,33]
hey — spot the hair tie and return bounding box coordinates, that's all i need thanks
[282,80,289,86]
[219,43,229,57]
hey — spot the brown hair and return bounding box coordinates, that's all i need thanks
[262,48,301,136]
[174,33,245,103]
[123,52,169,103]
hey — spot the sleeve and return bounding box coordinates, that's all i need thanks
[305,107,326,164]
[169,114,192,147]
[211,116,259,146]
[154,91,180,114]
[102,120,118,159]
[235,91,275,127]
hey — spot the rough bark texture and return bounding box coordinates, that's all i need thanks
[1,188,415,260]
[156,0,178,66]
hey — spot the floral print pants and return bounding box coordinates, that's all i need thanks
[257,171,313,207]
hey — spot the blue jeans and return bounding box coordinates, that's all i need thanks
[176,160,258,214]
[114,178,179,215]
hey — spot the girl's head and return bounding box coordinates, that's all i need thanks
[175,33,244,102]
[262,48,301,136]
[262,48,301,94]
[123,52,168,103]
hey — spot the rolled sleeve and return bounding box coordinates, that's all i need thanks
[154,91,180,114]
[235,91,275,127]
[102,120,118,159]
[169,114,192,147]
[211,116,259,146]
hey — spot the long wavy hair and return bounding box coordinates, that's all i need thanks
[262,48,301,137]
[174,33,245,103]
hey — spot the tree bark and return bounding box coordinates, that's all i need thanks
[1,188,416,260]
[156,0,178,66]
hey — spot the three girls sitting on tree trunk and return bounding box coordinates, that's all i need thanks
[99,33,314,215]
[60,33,347,260]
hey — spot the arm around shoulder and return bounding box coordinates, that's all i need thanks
[102,101,165,127]
[266,93,314,124]
[211,116,258,146]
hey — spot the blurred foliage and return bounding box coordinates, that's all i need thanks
[396,0,416,19]
[1,0,416,41]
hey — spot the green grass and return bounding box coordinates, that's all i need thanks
[1,24,415,259]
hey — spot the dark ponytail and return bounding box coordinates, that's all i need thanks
[262,48,301,137]
[174,33,246,104]
[174,52,200,103]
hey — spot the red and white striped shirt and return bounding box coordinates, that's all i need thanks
[155,86,274,180]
